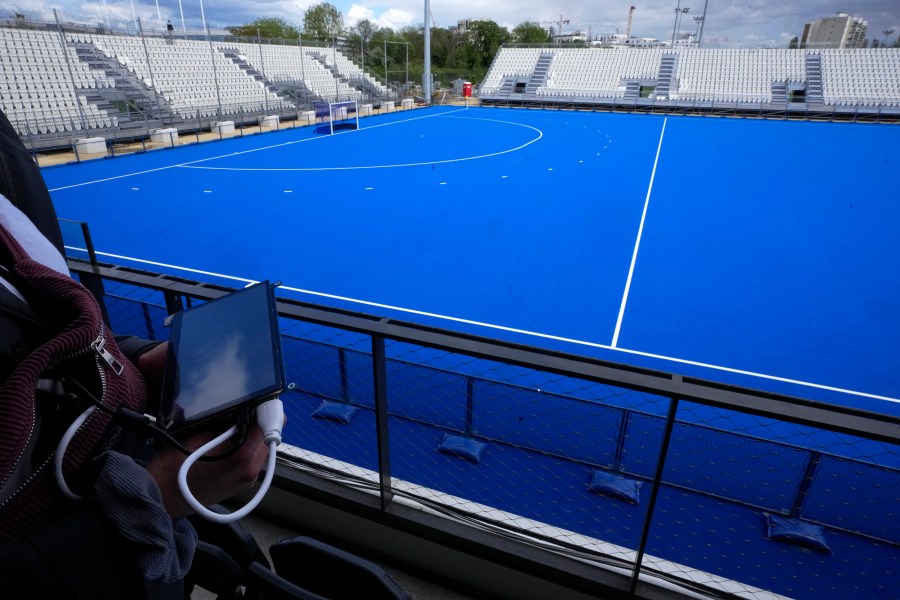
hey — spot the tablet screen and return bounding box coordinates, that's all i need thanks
[158,282,284,433]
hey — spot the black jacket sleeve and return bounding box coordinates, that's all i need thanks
[0,110,65,256]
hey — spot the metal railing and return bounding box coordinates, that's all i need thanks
[66,251,900,600]
[478,92,900,123]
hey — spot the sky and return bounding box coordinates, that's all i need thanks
[3,0,899,48]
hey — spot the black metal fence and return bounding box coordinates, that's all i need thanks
[68,253,900,600]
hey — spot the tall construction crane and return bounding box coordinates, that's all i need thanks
[541,15,570,37]
[626,6,636,38]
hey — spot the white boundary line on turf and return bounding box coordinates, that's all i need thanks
[612,117,667,349]
[47,107,471,192]
[77,246,900,405]
[177,113,542,172]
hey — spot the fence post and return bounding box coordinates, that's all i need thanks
[790,451,821,518]
[630,396,680,595]
[371,334,394,511]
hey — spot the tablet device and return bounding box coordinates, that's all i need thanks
[158,281,285,434]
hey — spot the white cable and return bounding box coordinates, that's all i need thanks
[55,405,96,501]
[177,399,283,523]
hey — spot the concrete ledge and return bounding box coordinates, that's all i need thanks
[401,98,414,109]
[359,103,373,116]
[73,136,106,155]
[384,101,395,111]
[150,127,178,146]
[211,121,234,134]
[259,115,279,128]
[299,110,316,125]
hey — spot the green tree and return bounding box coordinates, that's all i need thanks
[226,17,299,40]
[366,26,396,78]
[353,18,376,49]
[512,22,549,44]
[429,27,457,69]
[343,19,376,66]
[788,36,799,49]
[303,2,344,42]
[464,20,510,78]
[401,25,424,61]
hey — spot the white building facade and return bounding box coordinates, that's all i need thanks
[801,12,868,48]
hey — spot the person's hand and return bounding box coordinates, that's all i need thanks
[146,423,270,520]
[133,341,168,401]
[134,341,168,380]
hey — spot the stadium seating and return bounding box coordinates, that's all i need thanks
[481,45,900,109]
[218,43,370,102]
[3,22,899,142]
[0,28,117,135]
[87,33,292,119]
[819,48,900,107]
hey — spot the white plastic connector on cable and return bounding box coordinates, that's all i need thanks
[255,397,285,446]
[178,398,284,523]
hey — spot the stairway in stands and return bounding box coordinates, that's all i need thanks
[70,40,167,129]
[221,49,296,107]
[654,53,679,99]
[804,53,824,105]
[771,81,788,104]
[623,81,641,101]
[524,52,555,94]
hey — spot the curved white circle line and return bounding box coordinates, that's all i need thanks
[177,115,544,172]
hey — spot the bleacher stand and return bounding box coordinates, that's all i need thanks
[0,28,117,136]
[480,46,900,112]
[0,23,395,145]
[216,43,376,104]
[3,21,899,145]
[86,33,291,119]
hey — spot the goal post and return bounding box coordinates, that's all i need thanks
[313,100,359,135]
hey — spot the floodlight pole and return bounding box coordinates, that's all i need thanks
[423,0,432,104]
[100,0,111,30]
[698,0,709,46]
[202,15,223,118]
[198,0,207,32]
[54,9,87,131]
[258,28,268,111]
[675,7,690,47]
[333,38,339,101]
[298,34,307,103]
[154,0,162,30]
[137,18,162,121]
[671,1,681,46]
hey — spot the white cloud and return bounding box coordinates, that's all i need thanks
[345,4,375,27]
[2,0,898,46]
[345,4,414,30]
[374,8,415,30]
